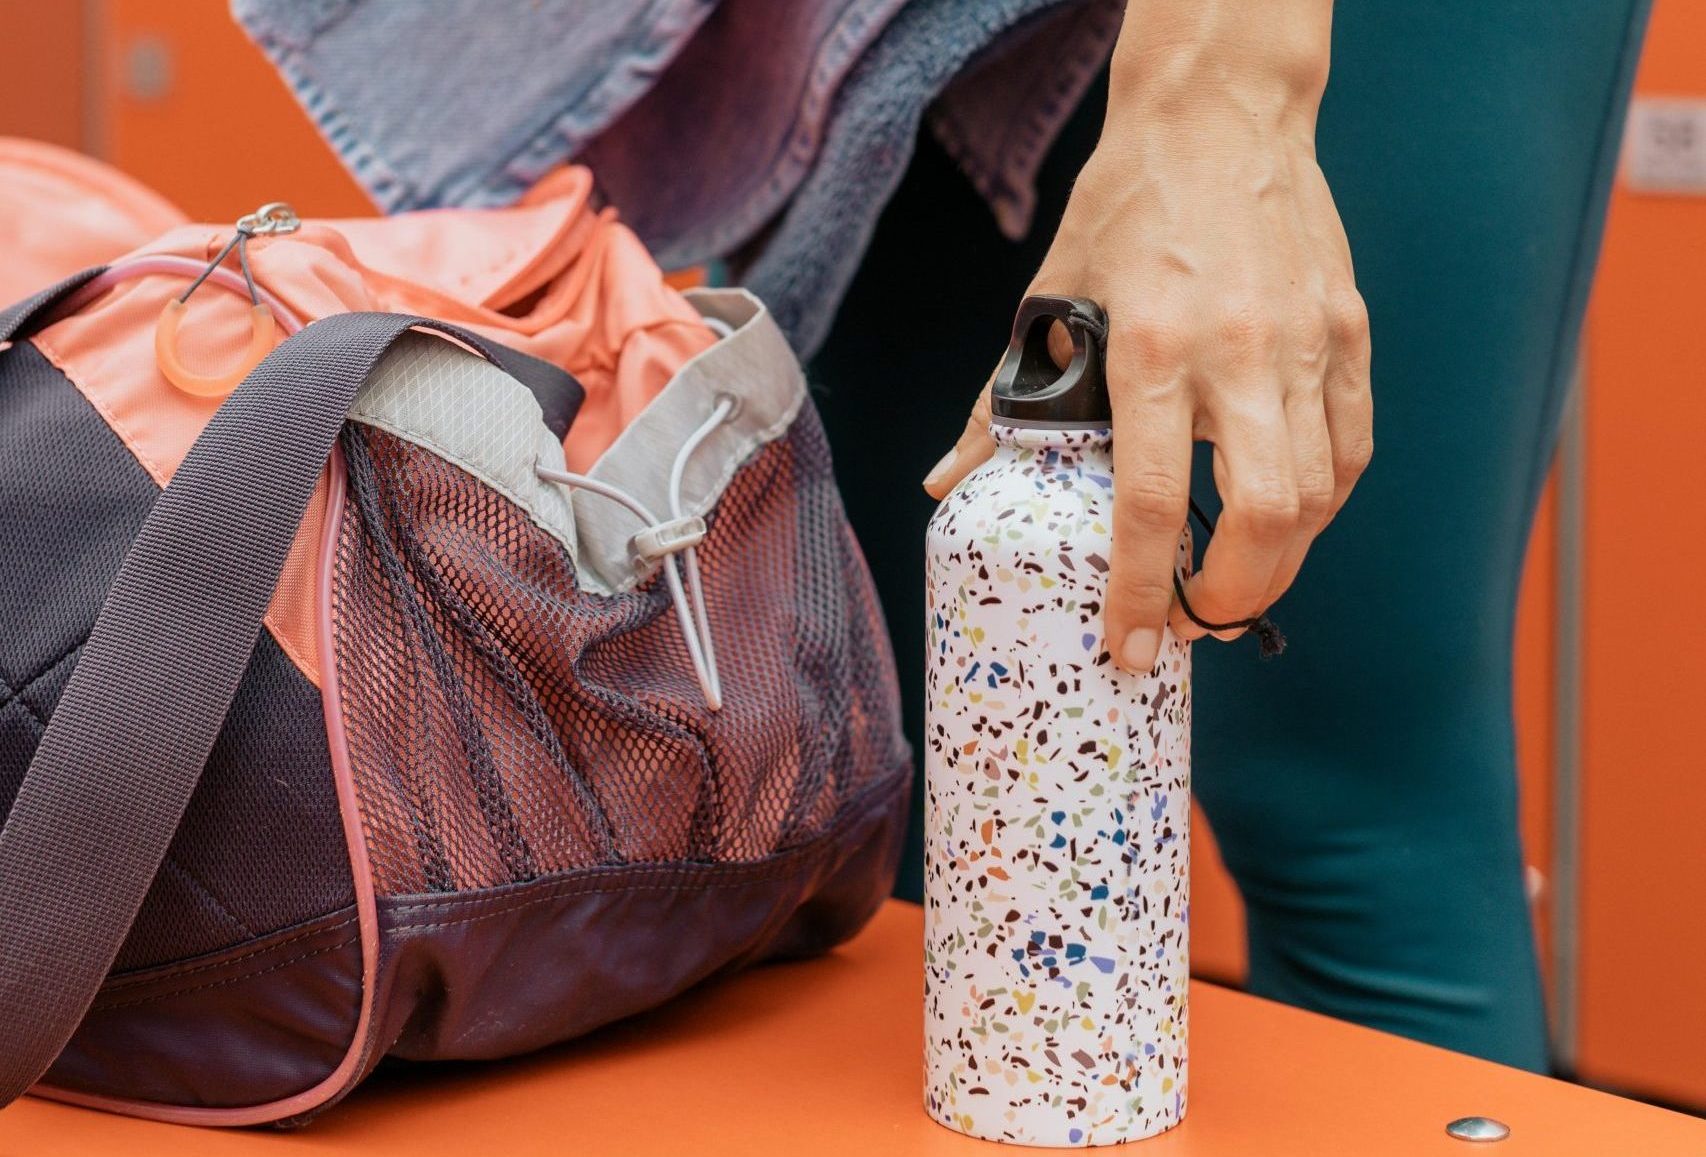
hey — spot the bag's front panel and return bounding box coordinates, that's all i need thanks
[331,399,912,1064]
[332,404,909,896]
[325,314,912,1066]
[0,342,361,1108]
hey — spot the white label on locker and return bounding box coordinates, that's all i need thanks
[1624,98,1706,195]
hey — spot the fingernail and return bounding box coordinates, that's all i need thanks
[1211,627,1246,643]
[923,449,958,492]
[1119,628,1161,674]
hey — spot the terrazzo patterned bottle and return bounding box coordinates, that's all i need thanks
[924,296,1190,1146]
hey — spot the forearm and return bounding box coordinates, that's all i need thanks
[1106,0,1334,141]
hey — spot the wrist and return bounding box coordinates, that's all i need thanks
[1107,3,1330,138]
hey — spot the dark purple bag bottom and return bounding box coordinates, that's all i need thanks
[42,766,908,1123]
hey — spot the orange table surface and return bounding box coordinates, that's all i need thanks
[4,900,1702,1156]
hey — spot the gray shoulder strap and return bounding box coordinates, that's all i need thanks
[0,267,107,345]
[0,309,559,1107]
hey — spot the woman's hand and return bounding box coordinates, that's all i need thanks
[923,0,1371,673]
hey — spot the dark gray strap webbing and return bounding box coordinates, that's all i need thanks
[0,310,550,1106]
[506,347,584,440]
[0,267,108,345]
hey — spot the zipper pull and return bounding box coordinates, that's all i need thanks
[236,201,301,237]
[155,200,297,397]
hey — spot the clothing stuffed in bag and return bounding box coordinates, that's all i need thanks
[0,157,909,1124]
[232,0,1124,356]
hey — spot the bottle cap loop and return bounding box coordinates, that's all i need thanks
[991,295,1111,426]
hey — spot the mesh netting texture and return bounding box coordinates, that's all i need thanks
[332,408,908,897]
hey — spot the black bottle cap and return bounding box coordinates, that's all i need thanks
[991,295,1110,426]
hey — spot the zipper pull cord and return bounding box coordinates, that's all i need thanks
[179,201,301,307]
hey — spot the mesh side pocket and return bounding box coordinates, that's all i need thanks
[332,406,907,897]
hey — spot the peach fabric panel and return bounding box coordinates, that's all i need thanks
[31,231,369,685]
[26,166,714,684]
[333,167,717,471]
[0,139,187,298]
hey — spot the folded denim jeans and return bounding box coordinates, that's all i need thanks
[233,0,1121,355]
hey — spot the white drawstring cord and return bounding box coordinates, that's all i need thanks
[536,395,737,711]
[667,394,740,707]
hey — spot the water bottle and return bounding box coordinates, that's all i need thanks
[923,295,1190,1146]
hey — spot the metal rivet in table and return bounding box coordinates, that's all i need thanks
[1446,1116,1511,1142]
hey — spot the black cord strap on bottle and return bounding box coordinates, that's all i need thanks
[1067,307,1287,660]
[1178,499,1287,659]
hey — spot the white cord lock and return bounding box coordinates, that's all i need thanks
[630,515,707,564]
[536,394,738,712]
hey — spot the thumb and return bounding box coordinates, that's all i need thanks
[924,381,997,499]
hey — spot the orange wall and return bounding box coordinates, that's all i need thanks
[102,0,370,219]
[0,2,86,149]
[1516,480,1559,994]
[1575,0,1706,1105]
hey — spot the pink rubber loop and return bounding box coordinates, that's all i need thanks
[54,256,304,334]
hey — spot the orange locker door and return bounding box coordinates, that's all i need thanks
[0,2,86,149]
[1573,0,1706,1108]
[100,0,371,219]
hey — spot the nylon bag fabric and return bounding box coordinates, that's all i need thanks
[0,159,910,1125]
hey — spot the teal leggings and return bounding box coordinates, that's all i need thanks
[810,2,1649,1070]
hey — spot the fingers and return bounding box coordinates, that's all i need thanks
[1257,390,1333,611]
[1105,321,1194,674]
[923,381,997,499]
[1167,285,1368,641]
[1257,306,1337,609]
[1322,288,1374,522]
[1046,319,1074,369]
[1257,288,1373,607]
[1170,389,1298,644]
